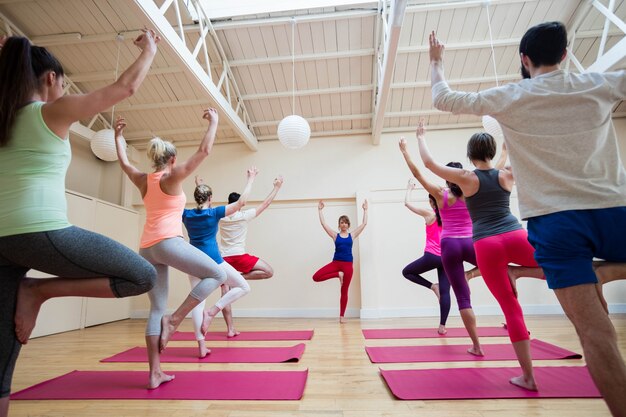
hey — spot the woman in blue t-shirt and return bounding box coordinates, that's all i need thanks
[182,168,256,358]
[313,200,368,323]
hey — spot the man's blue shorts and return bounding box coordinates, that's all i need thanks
[527,207,626,289]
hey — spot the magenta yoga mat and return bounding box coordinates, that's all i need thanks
[11,370,308,401]
[366,339,581,363]
[381,366,600,400]
[170,329,314,341]
[362,326,508,339]
[101,343,306,363]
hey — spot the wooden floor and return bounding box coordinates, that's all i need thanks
[9,314,626,417]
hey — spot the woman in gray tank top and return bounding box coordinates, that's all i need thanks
[416,122,543,392]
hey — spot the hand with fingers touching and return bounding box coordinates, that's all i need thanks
[362,199,368,211]
[428,31,444,63]
[133,28,160,54]
[247,166,259,179]
[399,137,408,153]
[415,118,426,140]
[318,200,325,211]
[194,175,204,186]
[203,108,219,125]
[114,116,127,138]
[273,175,284,188]
[407,179,417,190]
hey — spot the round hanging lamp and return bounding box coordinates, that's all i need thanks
[91,128,124,161]
[277,115,311,149]
[277,18,310,149]
[482,115,503,139]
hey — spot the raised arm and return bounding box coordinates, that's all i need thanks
[169,108,218,182]
[318,201,337,240]
[43,29,160,136]
[495,140,508,170]
[224,167,258,216]
[405,180,436,220]
[352,200,368,239]
[114,116,147,196]
[416,120,475,194]
[254,175,284,217]
[399,137,442,199]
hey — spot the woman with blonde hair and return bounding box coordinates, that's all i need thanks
[114,109,226,389]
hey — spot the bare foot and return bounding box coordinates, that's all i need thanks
[510,375,538,391]
[159,315,176,353]
[507,267,519,298]
[431,283,441,302]
[197,340,211,358]
[227,329,241,338]
[15,278,46,345]
[339,316,347,324]
[465,267,479,282]
[437,325,447,335]
[148,371,175,389]
[200,308,217,335]
[467,346,484,356]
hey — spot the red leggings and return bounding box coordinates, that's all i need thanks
[473,229,540,343]
[312,260,353,317]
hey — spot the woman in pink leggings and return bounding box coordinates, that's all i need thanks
[416,121,543,391]
[313,200,368,323]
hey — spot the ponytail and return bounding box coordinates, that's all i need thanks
[147,137,177,170]
[0,37,36,146]
[428,194,442,227]
[445,161,464,197]
[0,37,64,146]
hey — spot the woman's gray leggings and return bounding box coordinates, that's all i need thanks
[0,226,157,397]
[139,237,226,336]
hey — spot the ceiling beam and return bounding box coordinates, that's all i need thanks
[372,0,408,145]
[131,0,258,151]
[68,66,181,83]
[227,49,374,67]
[114,98,208,112]
[212,9,378,30]
[242,84,375,100]
[584,0,626,73]
[251,113,373,128]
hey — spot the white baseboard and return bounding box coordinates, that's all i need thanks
[130,307,360,319]
[130,304,626,319]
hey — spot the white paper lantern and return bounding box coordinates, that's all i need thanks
[482,115,503,139]
[91,128,123,162]
[277,115,311,149]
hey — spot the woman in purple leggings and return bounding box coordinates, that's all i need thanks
[402,179,450,335]
[400,135,482,356]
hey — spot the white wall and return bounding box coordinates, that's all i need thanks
[125,122,626,318]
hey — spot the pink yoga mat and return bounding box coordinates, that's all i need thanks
[366,339,581,363]
[171,329,314,341]
[381,366,600,400]
[362,326,508,339]
[11,370,308,401]
[101,343,305,363]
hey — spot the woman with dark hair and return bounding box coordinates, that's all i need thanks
[182,170,257,358]
[416,124,544,391]
[0,31,159,415]
[402,179,450,335]
[399,133,482,356]
[114,111,228,389]
[313,199,368,323]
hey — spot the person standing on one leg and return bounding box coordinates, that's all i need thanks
[429,23,626,415]
[0,30,160,417]
[400,138,482,356]
[182,170,257,357]
[313,200,368,323]
[218,176,283,335]
[114,110,227,390]
[416,122,543,390]
[402,179,451,335]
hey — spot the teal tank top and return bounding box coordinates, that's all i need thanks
[0,101,72,237]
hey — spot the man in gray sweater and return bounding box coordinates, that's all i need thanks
[429,21,626,416]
